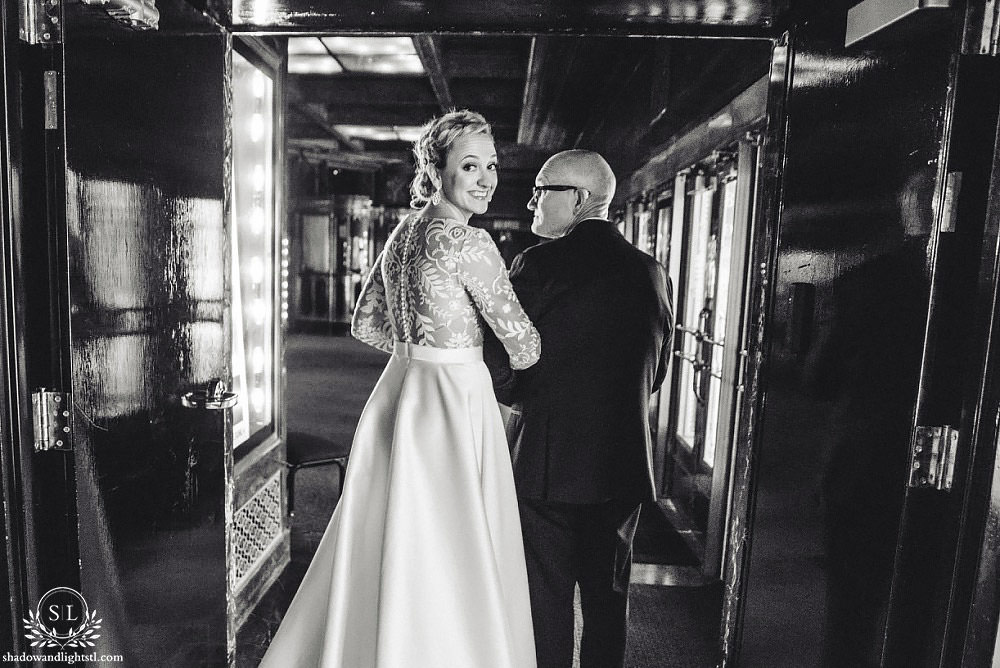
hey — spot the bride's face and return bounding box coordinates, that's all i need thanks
[438,134,498,220]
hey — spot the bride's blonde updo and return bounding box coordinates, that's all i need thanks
[410,110,493,209]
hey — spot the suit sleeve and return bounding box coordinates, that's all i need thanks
[651,265,674,394]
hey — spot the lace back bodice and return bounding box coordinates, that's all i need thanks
[351,215,540,370]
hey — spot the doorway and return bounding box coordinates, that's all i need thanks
[236,32,777,668]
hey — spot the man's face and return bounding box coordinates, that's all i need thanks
[527,173,578,239]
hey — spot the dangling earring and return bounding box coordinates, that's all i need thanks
[431,190,441,206]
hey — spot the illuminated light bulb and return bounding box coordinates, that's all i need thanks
[281,268,289,278]
[252,298,266,324]
[249,257,264,284]
[252,346,266,374]
[252,71,267,98]
[281,280,289,290]
[251,206,266,235]
[281,238,289,246]
[252,0,270,26]
[253,164,265,190]
[250,113,264,142]
[251,388,265,413]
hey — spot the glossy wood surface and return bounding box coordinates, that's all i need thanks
[64,8,231,663]
[736,13,957,667]
[883,52,1000,667]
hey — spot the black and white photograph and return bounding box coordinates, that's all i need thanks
[1,1,999,666]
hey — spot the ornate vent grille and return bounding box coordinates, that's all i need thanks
[232,472,283,589]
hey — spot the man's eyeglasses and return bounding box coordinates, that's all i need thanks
[531,184,583,198]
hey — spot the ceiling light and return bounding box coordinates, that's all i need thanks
[287,37,330,55]
[320,36,416,56]
[288,55,344,74]
[335,54,424,75]
[333,125,424,142]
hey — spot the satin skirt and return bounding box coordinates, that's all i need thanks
[259,342,536,668]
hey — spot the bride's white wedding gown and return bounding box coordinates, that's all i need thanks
[259,215,541,668]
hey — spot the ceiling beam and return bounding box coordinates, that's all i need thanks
[497,142,551,172]
[291,75,437,106]
[321,104,441,127]
[287,138,400,172]
[517,37,548,146]
[444,51,528,79]
[450,79,525,109]
[312,105,519,135]
[286,88,363,150]
[573,51,648,148]
[413,35,455,113]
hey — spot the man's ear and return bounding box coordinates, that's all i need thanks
[574,188,591,212]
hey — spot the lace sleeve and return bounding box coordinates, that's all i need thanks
[457,227,540,370]
[350,252,394,353]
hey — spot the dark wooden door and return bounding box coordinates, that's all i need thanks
[9,0,237,664]
[64,13,232,667]
[882,52,1000,668]
[734,12,1000,668]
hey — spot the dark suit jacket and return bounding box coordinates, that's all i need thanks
[486,218,673,505]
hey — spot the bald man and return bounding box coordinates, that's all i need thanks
[487,150,673,668]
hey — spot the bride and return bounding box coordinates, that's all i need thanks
[259,110,541,668]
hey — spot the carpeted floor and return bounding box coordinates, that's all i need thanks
[237,333,721,667]
[626,583,723,667]
[633,502,700,566]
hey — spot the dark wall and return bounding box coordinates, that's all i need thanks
[584,38,771,182]
[737,15,957,668]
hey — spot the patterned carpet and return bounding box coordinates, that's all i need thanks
[237,333,721,667]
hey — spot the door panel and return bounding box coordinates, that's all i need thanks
[885,54,1000,667]
[663,142,759,575]
[736,18,961,667]
[63,14,231,665]
[705,141,759,574]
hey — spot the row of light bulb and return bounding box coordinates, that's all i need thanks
[281,238,289,322]
[248,68,270,419]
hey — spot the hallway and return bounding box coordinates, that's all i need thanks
[236,333,720,667]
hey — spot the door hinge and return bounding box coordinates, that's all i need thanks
[31,389,72,452]
[43,71,59,130]
[18,0,61,44]
[908,425,958,491]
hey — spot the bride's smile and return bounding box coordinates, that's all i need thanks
[437,133,498,219]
